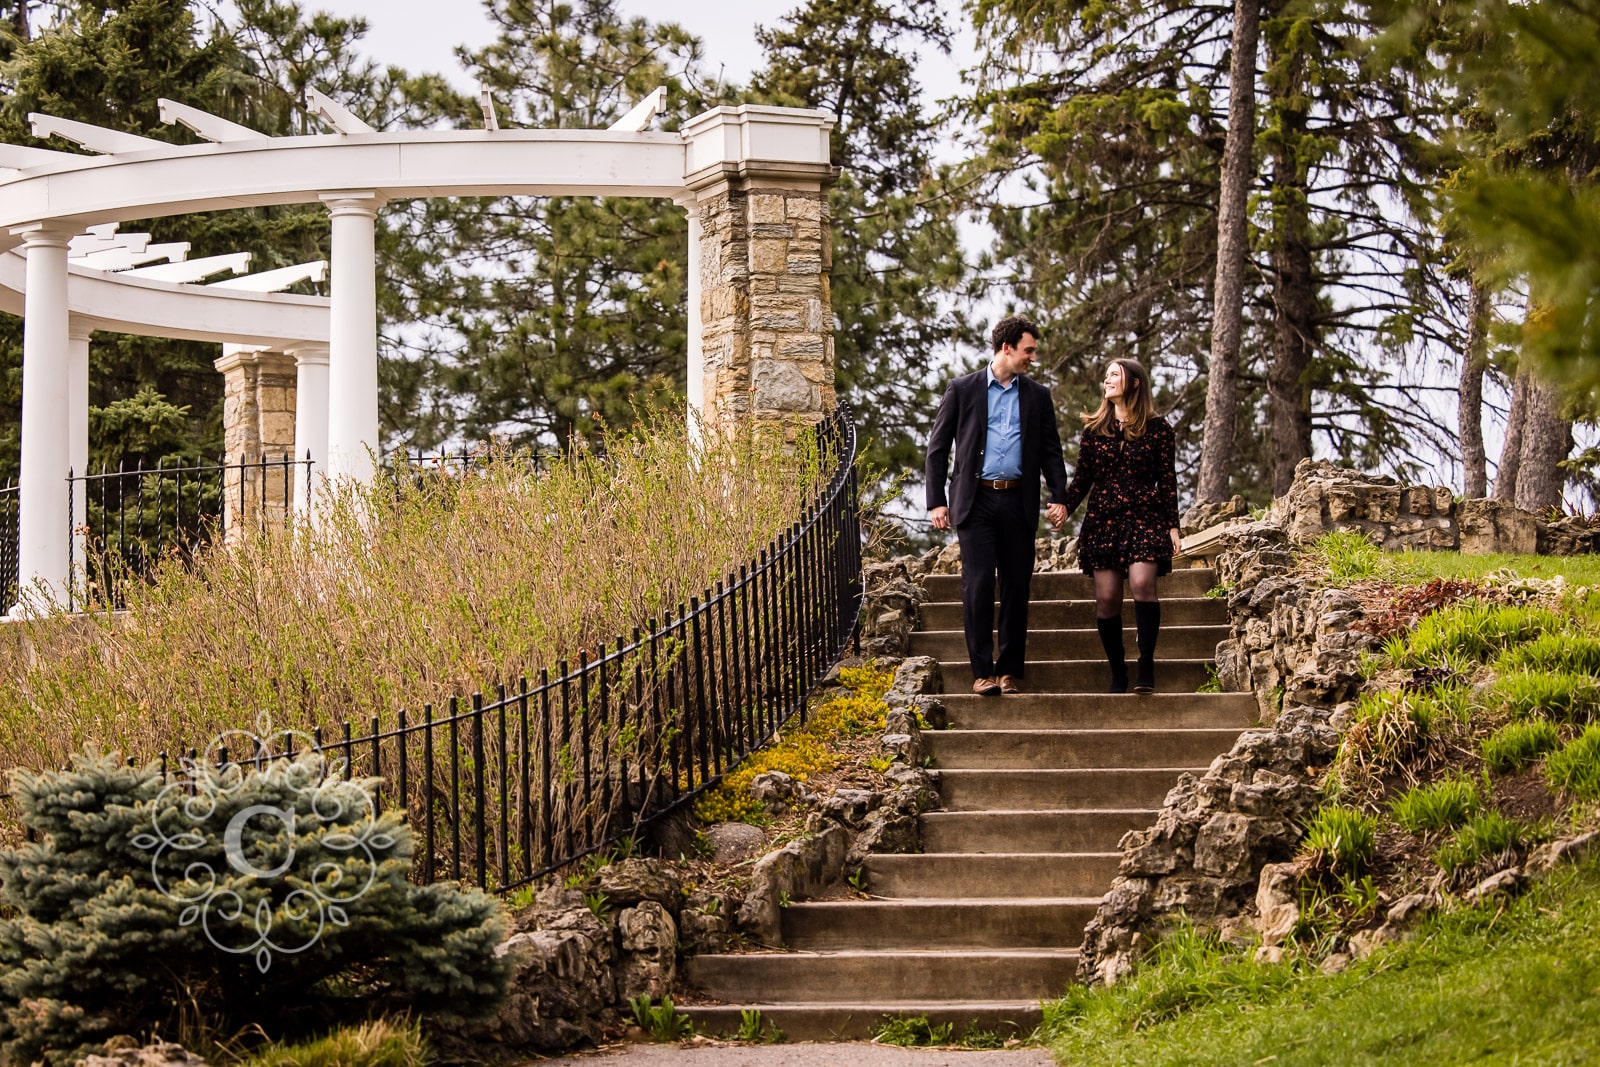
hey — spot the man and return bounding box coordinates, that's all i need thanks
[926,316,1069,696]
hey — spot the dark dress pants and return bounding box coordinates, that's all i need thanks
[956,485,1035,679]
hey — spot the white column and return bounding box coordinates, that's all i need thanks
[10,224,73,614]
[321,192,385,485]
[68,321,91,579]
[288,343,330,516]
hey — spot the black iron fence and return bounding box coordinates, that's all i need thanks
[67,454,310,610]
[157,406,862,891]
[1,481,16,609]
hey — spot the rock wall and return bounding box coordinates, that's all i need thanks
[1273,458,1600,555]
[1077,520,1366,986]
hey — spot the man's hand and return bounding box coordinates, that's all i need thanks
[1046,502,1067,530]
[931,506,951,531]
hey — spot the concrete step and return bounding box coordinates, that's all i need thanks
[911,624,1229,662]
[780,898,1099,952]
[937,767,1198,811]
[938,691,1257,731]
[938,657,1213,693]
[921,809,1155,854]
[922,567,1217,602]
[919,596,1227,630]
[926,727,1246,770]
[863,852,1122,898]
[684,948,1079,1004]
[683,1000,1043,1042]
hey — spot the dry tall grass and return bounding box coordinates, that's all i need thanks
[0,410,827,775]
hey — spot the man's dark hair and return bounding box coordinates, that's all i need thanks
[991,315,1041,352]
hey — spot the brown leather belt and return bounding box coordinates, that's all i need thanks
[978,478,1020,489]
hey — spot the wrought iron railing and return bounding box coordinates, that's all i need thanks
[1,481,16,609]
[66,453,310,610]
[153,406,862,890]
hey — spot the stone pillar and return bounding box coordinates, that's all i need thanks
[11,223,73,614]
[214,345,298,539]
[322,191,385,485]
[288,343,330,517]
[686,177,835,436]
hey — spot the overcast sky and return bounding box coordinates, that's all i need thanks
[297,0,973,113]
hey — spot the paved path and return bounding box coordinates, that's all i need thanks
[540,1040,1056,1066]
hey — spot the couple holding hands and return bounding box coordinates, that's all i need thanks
[925,315,1181,697]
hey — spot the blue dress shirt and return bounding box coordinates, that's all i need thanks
[980,365,1022,480]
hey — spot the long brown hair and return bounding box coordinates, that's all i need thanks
[1081,358,1156,438]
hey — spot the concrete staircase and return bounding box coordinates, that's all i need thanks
[682,566,1255,1040]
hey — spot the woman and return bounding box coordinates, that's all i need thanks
[1060,359,1181,693]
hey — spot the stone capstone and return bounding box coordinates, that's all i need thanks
[704,821,768,864]
[736,824,850,946]
[614,900,677,1002]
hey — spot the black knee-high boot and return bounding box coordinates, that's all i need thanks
[1134,600,1161,693]
[1096,617,1128,693]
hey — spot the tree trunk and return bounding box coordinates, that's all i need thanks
[1514,373,1572,513]
[1265,26,1316,497]
[1492,366,1528,503]
[1197,0,1262,504]
[1459,278,1489,499]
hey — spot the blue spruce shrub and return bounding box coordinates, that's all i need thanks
[0,749,509,1065]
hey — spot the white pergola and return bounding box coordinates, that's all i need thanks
[0,90,836,612]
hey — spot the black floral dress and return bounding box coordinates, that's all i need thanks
[1062,417,1181,577]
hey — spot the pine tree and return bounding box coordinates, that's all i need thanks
[0,750,508,1065]
[748,0,966,487]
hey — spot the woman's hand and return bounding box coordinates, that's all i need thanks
[1170,528,1183,556]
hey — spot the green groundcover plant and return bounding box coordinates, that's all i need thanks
[0,750,509,1066]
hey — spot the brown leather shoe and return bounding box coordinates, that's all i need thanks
[999,674,1021,694]
[972,676,1002,696]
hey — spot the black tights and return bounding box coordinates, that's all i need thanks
[1093,561,1159,618]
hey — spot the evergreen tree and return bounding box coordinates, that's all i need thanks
[371,0,730,451]
[0,750,508,1065]
[748,0,966,486]
[969,0,1467,500]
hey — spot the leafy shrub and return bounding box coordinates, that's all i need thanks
[0,752,509,1066]
[239,1019,427,1067]
[1332,690,1455,784]
[1481,720,1563,774]
[1497,633,1600,677]
[1401,603,1566,667]
[1313,530,1384,582]
[0,410,829,781]
[1434,809,1523,874]
[1390,775,1480,835]
[693,663,891,824]
[1488,669,1600,724]
[629,995,693,1042]
[1546,724,1600,801]
[873,1015,955,1046]
[1300,804,1379,876]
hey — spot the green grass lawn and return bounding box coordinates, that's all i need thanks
[1046,856,1600,1065]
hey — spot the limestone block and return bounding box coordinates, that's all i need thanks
[750,192,788,224]
[786,252,823,274]
[776,335,826,361]
[750,238,788,274]
[1193,812,1254,879]
[752,359,819,412]
[1458,498,1537,555]
[785,194,823,220]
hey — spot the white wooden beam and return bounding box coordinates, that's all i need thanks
[209,260,328,293]
[72,242,189,270]
[29,114,167,154]
[305,88,375,135]
[157,99,263,144]
[0,142,85,170]
[608,87,667,133]
[121,251,251,282]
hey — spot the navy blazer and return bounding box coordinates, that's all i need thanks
[925,367,1070,527]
